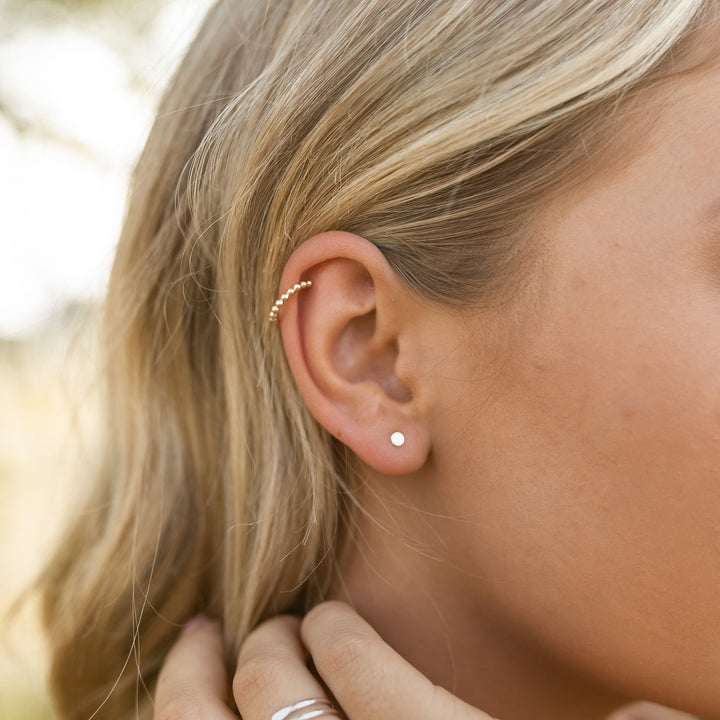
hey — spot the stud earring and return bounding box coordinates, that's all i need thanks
[269,280,312,324]
[390,431,405,447]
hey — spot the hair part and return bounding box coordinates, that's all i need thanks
[39,1,716,718]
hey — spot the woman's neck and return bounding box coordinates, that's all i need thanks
[328,483,628,720]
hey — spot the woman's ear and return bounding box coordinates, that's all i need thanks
[273,231,432,476]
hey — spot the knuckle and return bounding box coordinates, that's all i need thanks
[303,603,378,686]
[317,627,373,677]
[233,651,286,706]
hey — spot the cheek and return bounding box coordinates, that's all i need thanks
[439,291,720,708]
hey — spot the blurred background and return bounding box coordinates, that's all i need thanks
[0,0,212,717]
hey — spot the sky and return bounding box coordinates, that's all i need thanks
[0,0,212,337]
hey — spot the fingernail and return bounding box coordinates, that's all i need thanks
[181,614,209,636]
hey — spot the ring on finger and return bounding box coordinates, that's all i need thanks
[271,697,342,720]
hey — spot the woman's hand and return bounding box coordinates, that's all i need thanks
[154,615,236,720]
[154,602,693,720]
[154,601,497,720]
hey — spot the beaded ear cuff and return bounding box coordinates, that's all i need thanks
[268,280,312,324]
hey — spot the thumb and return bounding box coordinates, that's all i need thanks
[301,602,498,720]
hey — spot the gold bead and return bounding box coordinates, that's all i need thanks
[269,280,313,324]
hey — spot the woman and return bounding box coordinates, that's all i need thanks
[39,0,720,719]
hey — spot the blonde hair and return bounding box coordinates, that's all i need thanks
[40,1,715,718]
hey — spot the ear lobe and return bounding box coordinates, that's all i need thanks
[275,231,431,476]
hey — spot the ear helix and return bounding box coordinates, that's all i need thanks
[271,279,409,453]
[269,280,313,324]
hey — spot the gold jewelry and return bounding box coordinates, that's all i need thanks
[269,280,312,324]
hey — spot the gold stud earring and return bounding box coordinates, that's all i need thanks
[269,280,312,324]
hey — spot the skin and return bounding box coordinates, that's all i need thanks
[154,49,720,720]
[154,609,697,720]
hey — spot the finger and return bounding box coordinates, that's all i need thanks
[155,616,237,720]
[302,602,495,720]
[233,615,334,720]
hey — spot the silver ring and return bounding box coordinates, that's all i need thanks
[271,698,341,720]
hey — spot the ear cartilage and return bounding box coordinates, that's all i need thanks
[390,431,405,447]
[269,280,313,324]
